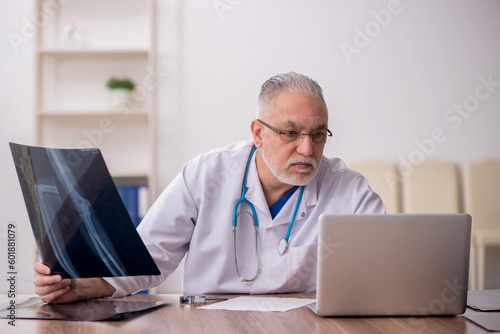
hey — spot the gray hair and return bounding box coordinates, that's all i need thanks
[257,72,326,118]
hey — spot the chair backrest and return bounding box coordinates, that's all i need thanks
[347,159,401,213]
[401,159,461,214]
[463,159,500,229]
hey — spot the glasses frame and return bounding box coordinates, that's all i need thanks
[257,119,332,144]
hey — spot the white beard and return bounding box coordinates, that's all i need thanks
[260,144,319,186]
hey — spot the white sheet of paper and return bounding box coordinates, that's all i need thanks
[198,297,316,312]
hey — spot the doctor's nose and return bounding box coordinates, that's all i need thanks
[296,135,314,156]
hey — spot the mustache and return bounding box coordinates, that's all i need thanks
[285,157,317,169]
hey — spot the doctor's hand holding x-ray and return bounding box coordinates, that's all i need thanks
[34,72,385,303]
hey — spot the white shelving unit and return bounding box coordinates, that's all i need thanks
[34,0,157,199]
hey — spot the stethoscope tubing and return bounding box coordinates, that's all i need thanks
[232,145,305,281]
[232,146,260,282]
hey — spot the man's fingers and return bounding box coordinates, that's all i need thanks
[33,262,81,304]
[38,285,71,304]
[35,278,70,293]
[33,262,72,287]
[34,262,51,275]
[33,261,72,302]
[33,272,68,287]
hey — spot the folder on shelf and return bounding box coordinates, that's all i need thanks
[116,185,148,227]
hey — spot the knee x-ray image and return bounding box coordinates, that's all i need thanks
[10,143,160,278]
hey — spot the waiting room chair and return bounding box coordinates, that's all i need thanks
[463,159,500,290]
[401,159,461,214]
[347,159,401,214]
[400,159,476,287]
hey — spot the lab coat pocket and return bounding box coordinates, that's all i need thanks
[286,242,318,292]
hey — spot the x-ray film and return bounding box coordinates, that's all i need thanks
[10,143,160,278]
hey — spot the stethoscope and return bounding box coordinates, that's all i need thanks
[232,146,305,282]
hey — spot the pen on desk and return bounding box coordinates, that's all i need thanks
[179,295,229,305]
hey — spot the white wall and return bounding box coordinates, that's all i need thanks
[0,1,36,294]
[156,0,500,183]
[154,0,500,292]
[1,0,499,293]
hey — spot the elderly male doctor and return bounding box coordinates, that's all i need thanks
[34,72,385,303]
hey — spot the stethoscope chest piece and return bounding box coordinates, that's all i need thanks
[278,237,289,256]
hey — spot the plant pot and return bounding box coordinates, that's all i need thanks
[110,88,131,110]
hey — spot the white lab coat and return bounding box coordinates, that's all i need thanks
[105,140,385,296]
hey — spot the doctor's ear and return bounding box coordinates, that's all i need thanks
[251,119,263,148]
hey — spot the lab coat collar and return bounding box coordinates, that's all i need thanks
[243,152,270,219]
[244,149,319,227]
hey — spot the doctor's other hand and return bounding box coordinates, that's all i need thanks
[34,262,116,304]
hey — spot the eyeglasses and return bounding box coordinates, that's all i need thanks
[257,119,332,144]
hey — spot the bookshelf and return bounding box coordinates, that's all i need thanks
[34,0,157,201]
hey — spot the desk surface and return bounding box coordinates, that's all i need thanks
[1,294,490,333]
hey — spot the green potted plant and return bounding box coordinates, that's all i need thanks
[106,77,136,109]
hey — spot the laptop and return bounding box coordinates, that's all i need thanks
[10,142,160,278]
[308,214,471,316]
